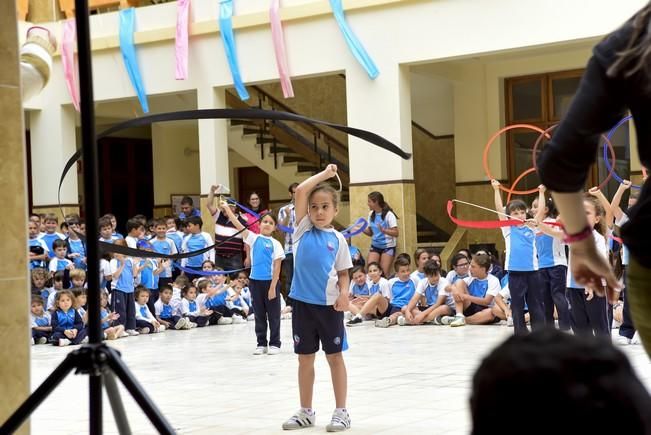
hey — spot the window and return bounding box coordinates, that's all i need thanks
[505,70,629,201]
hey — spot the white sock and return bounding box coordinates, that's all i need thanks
[456,314,465,318]
[335,407,347,413]
[302,407,314,415]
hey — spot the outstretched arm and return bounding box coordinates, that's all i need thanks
[534,184,547,223]
[610,180,631,221]
[588,187,613,229]
[491,179,506,221]
[220,200,248,237]
[294,164,338,224]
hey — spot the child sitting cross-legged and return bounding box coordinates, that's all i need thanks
[134,286,164,333]
[154,284,192,330]
[100,291,127,340]
[50,290,88,346]
[31,296,52,345]
[441,253,501,327]
[397,260,455,326]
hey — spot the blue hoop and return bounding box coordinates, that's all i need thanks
[604,115,641,190]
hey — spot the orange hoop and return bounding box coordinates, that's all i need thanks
[483,124,549,195]
[506,167,537,205]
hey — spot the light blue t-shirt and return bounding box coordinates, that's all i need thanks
[244,232,285,281]
[100,308,110,329]
[350,282,371,297]
[114,258,135,293]
[182,233,213,268]
[501,226,538,271]
[49,258,73,273]
[367,211,398,249]
[289,217,353,306]
[67,238,87,270]
[463,275,501,305]
[29,238,49,269]
[387,277,416,308]
[139,259,157,289]
[40,232,65,258]
[151,238,176,278]
[31,312,51,328]
[536,219,567,268]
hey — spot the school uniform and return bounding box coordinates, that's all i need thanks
[289,216,353,354]
[48,257,73,274]
[445,270,468,285]
[616,214,637,340]
[139,258,160,313]
[181,232,214,281]
[460,275,501,316]
[67,238,87,270]
[501,225,544,335]
[39,232,65,258]
[28,237,49,269]
[383,278,416,317]
[135,302,157,331]
[181,298,209,327]
[278,203,296,299]
[113,258,136,330]
[50,308,88,345]
[410,270,425,288]
[152,237,176,289]
[154,299,183,329]
[566,230,610,337]
[31,311,52,341]
[367,210,398,256]
[536,218,570,330]
[415,276,455,311]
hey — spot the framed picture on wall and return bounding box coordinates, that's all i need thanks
[171,194,201,216]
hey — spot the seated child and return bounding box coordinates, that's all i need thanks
[441,253,501,327]
[72,288,88,324]
[181,285,213,327]
[69,268,86,289]
[100,292,127,340]
[226,278,250,323]
[31,296,52,344]
[134,287,164,333]
[155,284,191,330]
[51,290,88,346]
[347,265,372,316]
[398,260,455,325]
[46,271,65,311]
[48,239,74,275]
[31,268,50,304]
[196,278,227,325]
[491,273,531,327]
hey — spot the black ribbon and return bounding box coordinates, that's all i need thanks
[58,108,411,259]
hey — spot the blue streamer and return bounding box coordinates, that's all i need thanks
[604,115,642,190]
[329,0,379,79]
[219,0,250,100]
[119,8,149,113]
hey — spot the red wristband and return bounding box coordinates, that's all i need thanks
[562,225,593,244]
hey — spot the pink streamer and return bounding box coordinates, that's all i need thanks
[175,0,190,80]
[269,0,294,98]
[62,19,80,111]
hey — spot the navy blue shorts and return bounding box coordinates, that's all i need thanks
[292,300,348,355]
[463,303,489,317]
[380,303,402,318]
[370,245,396,257]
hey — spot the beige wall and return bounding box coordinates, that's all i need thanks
[152,123,201,207]
[0,1,30,433]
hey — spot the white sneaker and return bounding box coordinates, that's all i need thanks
[248,314,255,321]
[81,336,89,344]
[506,316,514,327]
[37,337,48,345]
[281,312,293,320]
[440,315,456,325]
[126,329,140,336]
[139,327,151,335]
[397,315,406,326]
[189,322,198,328]
[159,325,166,332]
[614,335,631,345]
[118,331,129,338]
[59,338,71,346]
[31,337,35,345]
[631,331,642,345]
[253,346,267,355]
[282,409,315,430]
[344,312,353,321]
[450,315,466,327]
[374,317,391,328]
[232,315,246,324]
[217,317,234,325]
[174,318,188,330]
[268,346,281,355]
[326,409,351,432]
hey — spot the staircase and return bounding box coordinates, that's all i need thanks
[225,87,350,202]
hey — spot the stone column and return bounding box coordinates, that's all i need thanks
[197,86,230,238]
[29,104,79,220]
[346,64,417,259]
[0,2,31,433]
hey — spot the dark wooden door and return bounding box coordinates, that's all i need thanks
[99,137,153,233]
[237,166,270,210]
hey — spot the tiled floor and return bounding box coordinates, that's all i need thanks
[28,320,651,434]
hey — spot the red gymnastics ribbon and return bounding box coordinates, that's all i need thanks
[446,200,523,229]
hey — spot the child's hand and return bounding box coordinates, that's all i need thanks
[268,287,277,300]
[538,184,546,193]
[66,263,75,270]
[69,253,80,258]
[490,179,501,190]
[64,329,74,339]
[621,179,632,190]
[588,187,600,196]
[219,200,229,211]
[211,184,220,193]
[324,164,338,177]
[203,309,213,316]
[333,292,348,311]
[584,288,594,301]
[524,219,538,229]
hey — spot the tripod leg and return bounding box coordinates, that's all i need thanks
[104,348,175,435]
[0,352,77,434]
[90,374,103,435]
[104,372,132,435]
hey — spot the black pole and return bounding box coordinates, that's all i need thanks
[74,0,101,344]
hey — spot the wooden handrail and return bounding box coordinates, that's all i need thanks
[58,0,140,18]
[250,85,349,157]
[17,0,28,20]
[411,121,454,141]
